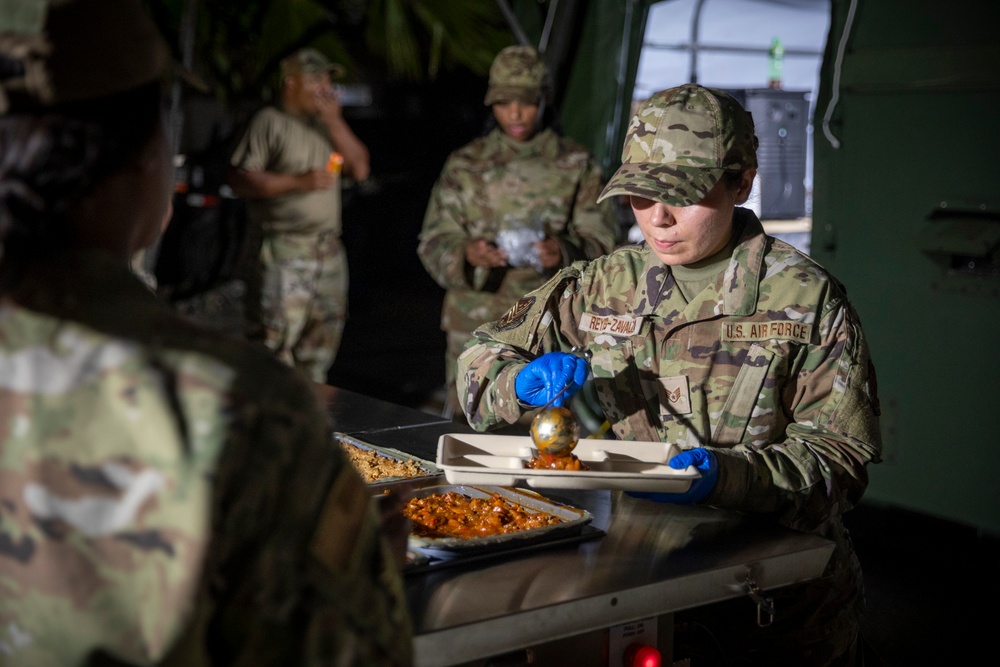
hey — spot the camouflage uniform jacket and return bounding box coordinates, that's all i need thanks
[458,209,882,655]
[418,127,618,334]
[0,251,411,666]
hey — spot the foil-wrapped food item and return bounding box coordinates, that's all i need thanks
[496,216,545,271]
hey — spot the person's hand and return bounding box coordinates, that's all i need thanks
[315,86,345,122]
[534,237,562,269]
[514,351,590,407]
[466,239,508,268]
[628,448,718,504]
[298,168,337,191]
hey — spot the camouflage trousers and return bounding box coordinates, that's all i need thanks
[253,231,348,383]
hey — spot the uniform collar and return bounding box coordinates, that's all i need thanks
[486,126,559,160]
[632,208,767,319]
[723,208,767,316]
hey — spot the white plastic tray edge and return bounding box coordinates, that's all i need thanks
[436,433,700,492]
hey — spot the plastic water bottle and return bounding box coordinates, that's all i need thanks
[768,37,784,89]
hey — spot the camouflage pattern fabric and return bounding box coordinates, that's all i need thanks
[457,209,881,663]
[0,251,411,666]
[256,231,348,384]
[598,84,759,207]
[483,45,546,106]
[230,106,348,382]
[418,127,618,412]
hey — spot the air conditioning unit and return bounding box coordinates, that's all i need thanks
[725,89,809,220]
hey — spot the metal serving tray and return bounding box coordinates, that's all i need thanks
[436,433,699,493]
[406,484,593,560]
[335,432,444,489]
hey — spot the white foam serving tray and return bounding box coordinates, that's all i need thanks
[436,433,699,492]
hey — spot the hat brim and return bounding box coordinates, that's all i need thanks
[484,85,540,106]
[597,163,727,207]
[320,63,347,79]
[282,62,346,80]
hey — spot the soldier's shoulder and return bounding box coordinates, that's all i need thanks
[148,309,321,418]
[762,237,850,302]
[551,134,595,167]
[567,244,645,291]
[254,105,284,120]
[586,242,646,271]
[245,105,285,129]
[447,135,494,166]
[521,245,645,300]
[553,133,591,157]
[765,237,834,280]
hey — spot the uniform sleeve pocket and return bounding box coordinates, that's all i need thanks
[712,343,774,445]
[590,343,660,441]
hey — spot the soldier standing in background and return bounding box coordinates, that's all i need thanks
[229,48,370,384]
[0,2,410,664]
[418,45,618,419]
[458,84,881,665]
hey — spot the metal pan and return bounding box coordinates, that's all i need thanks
[405,484,593,560]
[335,432,444,489]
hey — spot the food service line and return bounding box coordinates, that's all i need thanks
[317,386,835,667]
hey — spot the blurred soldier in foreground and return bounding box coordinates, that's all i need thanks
[458,84,881,665]
[0,1,410,664]
[229,48,370,384]
[418,45,618,418]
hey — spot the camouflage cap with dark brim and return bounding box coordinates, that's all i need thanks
[484,45,546,106]
[598,84,758,206]
[280,48,346,80]
[484,83,541,106]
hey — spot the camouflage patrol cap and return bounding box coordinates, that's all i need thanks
[0,0,171,113]
[598,84,758,206]
[484,45,546,106]
[280,48,346,79]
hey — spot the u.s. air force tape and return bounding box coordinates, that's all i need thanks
[721,320,812,344]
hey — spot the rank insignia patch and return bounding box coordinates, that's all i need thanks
[658,376,692,416]
[496,296,535,331]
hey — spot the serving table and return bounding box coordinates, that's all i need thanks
[316,385,834,667]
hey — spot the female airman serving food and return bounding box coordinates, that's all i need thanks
[457,83,882,666]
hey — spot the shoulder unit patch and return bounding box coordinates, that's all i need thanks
[496,296,535,331]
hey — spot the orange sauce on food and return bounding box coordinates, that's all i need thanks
[404,491,563,539]
[526,453,588,470]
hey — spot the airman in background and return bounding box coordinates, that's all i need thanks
[418,45,618,418]
[229,47,371,384]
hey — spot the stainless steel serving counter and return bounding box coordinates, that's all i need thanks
[318,386,835,667]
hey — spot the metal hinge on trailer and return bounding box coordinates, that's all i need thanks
[744,564,775,627]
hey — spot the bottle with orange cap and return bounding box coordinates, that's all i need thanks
[326,152,344,174]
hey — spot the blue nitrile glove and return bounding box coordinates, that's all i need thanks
[514,351,590,407]
[627,448,719,505]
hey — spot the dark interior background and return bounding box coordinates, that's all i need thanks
[327,70,490,408]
